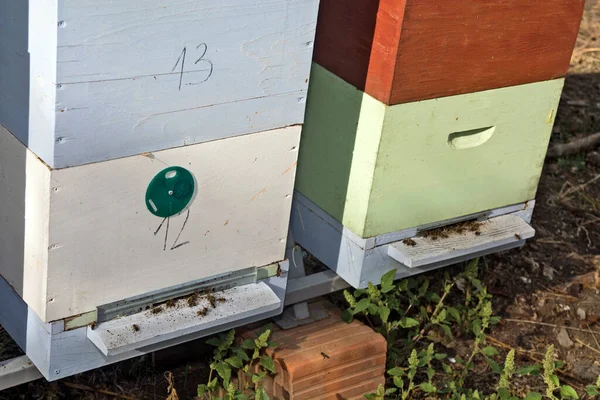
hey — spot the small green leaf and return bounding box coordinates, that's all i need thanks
[225,356,244,369]
[420,382,437,393]
[481,346,499,356]
[397,279,409,291]
[498,388,510,400]
[399,317,419,328]
[434,353,447,360]
[385,388,398,395]
[380,269,396,290]
[354,298,371,314]
[426,367,435,381]
[241,339,255,349]
[206,337,222,346]
[379,306,390,323]
[442,363,453,374]
[387,367,405,376]
[252,371,267,383]
[197,384,208,396]
[560,385,579,399]
[232,347,250,361]
[261,356,276,373]
[516,364,541,376]
[447,307,461,323]
[418,280,429,296]
[555,360,566,369]
[524,393,542,400]
[440,323,454,339]
[235,394,249,400]
[207,377,219,389]
[585,386,600,396]
[392,376,404,389]
[550,374,560,387]
[215,361,232,386]
[490,316,501,325]
[255,386,270,400]
[485,356,501,374]
[341,309,354,323]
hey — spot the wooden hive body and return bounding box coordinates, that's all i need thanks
[313,0,584,105]
[295,64,563,239]
[0,125,300,322]
[0,0,318,168]
[0,0,319,324]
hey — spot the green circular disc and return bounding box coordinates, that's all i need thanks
[145,166,195,218]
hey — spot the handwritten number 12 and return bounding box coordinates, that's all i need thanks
[171,43,214,90]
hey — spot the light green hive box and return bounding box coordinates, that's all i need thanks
[296,64,564,239]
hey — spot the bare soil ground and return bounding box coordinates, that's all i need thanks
[2,2,600,398]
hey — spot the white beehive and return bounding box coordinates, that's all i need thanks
[0,0,318,380]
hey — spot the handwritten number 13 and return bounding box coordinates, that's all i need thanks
[171,43,214,90]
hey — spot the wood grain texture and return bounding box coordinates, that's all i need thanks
[295,64,562,238]
[1,125,299,322]
[1,0,318,168]
[313,0,584,105]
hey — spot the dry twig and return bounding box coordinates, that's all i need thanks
[547,132,600,158]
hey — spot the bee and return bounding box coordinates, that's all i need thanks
[321,352,330,360]
[515,234,521,240]
[197,307,209,317]
[276,265,284,277]
[207,294,217,308]
[402,238,417,247]
[132,324,140,332]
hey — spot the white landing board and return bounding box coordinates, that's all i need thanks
[88,282,280,356]
[387,215,535,268]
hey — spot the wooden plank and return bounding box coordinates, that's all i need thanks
[87,282,280,356]
[387,215,535,268]
[0,356,42,391]
[296,64,563,238]
[313,0,584,105]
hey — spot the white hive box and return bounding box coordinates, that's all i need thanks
[1,0,317,168]
[0,0,318,380]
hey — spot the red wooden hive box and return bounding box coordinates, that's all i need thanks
[313,0,585,105]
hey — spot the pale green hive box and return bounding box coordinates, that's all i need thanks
[295,64,564,239]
